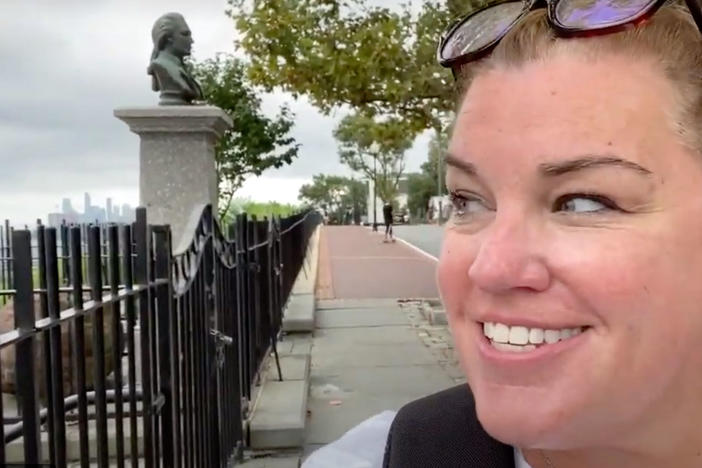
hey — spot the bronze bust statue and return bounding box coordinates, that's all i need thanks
[147,13,203,105]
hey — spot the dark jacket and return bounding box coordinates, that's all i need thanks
[383,204,393,223]
[383,384,516,468]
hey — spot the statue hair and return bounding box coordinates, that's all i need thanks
[147,12,186,91]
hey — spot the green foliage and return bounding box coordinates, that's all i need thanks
[298,174,367,222]
[407,129,449,217]
[333,113,412,203]
[407,172,436,218]
[226,0,490,137]
[191,54,300,218]
[422,127,449,195]
[221,197,300,225]
[225,0,489,219]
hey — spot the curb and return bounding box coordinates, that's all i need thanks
[419,299,448,326]
[283,225,321,332]
[247,224,321,451]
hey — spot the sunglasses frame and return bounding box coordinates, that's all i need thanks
[438,0,702,71]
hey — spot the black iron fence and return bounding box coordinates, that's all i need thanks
[0,221,118,307]
[0,205,321,467]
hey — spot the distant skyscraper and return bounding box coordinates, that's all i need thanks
[106,198,113,221]
[122,204,135,222]
[61,198,75,214]
[47,194,135,227]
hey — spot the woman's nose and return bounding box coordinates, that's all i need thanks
[467,216,550,294]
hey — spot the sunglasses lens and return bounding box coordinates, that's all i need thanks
[441,1,526,61]
[554,0,657,28]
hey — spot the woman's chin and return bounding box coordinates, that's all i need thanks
[473,390,574,448]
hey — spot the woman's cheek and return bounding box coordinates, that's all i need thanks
[437,234,472,310]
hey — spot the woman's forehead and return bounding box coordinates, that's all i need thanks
[451,54,677,170]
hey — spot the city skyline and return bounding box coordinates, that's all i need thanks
[46,192,136,227]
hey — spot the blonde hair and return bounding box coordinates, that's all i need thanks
[456,2,702,152]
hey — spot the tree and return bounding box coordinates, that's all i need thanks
[191,54,300,218]
[298,174,367,223]
[227,0,488,137]
[422,127,450,195]
[407,172,436,219]
[407,129,450,218]
[333,113,413,204]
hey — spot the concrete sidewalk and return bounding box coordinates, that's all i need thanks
[303,298,463,461]
[302,226,461,462]
[242,226,461,467]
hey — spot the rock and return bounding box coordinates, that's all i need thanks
[0,295,124,399]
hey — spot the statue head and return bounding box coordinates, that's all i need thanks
[150,12,193,62]
[147,12,203,103]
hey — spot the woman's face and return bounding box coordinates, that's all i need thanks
[439,52,702,450]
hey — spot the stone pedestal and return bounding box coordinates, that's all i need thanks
[114,106,232,249]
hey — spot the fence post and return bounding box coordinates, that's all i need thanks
[153,226,176,468]
[4,221,13,301]
[275,216,284,331]
[45,228,67,468]
[88,226,109,468]
[235,214,251,405]
[69,227,90,467]
[107,225,125,468]
[35,223,57,466]
[60,222,70,287]
[267,218,283,382]
[12,230,41,464]
[134,208,156,467]
[250,216,262,377]
[121,224,139,468]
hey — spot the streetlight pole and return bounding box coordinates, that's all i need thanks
[372,152,378,231]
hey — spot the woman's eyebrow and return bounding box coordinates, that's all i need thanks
[538,155,653,177]
[445,153,653,177]
[445,153,478,175]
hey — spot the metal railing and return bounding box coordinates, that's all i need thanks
[0,205,321,467]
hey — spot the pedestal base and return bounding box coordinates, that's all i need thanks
[114,105,232,249]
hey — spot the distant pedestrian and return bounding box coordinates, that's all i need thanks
[382,202,395,243]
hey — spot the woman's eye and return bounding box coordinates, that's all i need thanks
[555,194,616,213]
[450,192,488,218]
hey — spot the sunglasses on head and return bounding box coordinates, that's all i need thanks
[437,0,702,74]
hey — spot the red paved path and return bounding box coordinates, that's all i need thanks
[316,226,439,299]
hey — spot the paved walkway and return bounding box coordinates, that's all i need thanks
[392,224,445,260]
[303,226,462,462]
[316,226,439,299]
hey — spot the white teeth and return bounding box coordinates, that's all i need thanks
[492,341,518,352]
[483,322,586,350]
[490,341,538,353]
[529,328,544,344]
[509,326,529,345]
[493,323,510,343]
[483,322,494,339]
[544,330,561,344]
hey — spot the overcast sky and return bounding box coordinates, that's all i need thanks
[0,0,431,226]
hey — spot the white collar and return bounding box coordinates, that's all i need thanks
[514,447,535,468]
